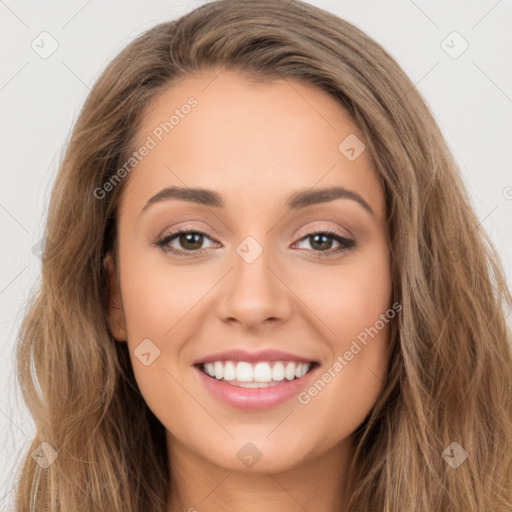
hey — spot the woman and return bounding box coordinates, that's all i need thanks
[13,0,512,510]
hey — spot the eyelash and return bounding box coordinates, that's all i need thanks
[155,225,355,258]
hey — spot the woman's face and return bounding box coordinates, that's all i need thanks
[107,69,392,474]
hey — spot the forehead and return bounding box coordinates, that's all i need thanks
[121,69,385,219]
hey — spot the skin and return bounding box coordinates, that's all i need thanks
[106,69,392,512]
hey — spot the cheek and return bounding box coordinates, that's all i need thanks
[292,247,392,438]
[119,248,208,341]
[117,261,194,430]
[296,244,392,347]
[115,249,195,400]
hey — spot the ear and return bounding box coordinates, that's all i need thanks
[103,252,127,342]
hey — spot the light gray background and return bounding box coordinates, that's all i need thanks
[1,0,511,508]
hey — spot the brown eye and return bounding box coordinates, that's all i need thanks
[294,229,355,257]
[308,233,334,251]
[156,229,217,256]
[176,232,204,251]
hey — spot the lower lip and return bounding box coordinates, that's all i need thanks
[194,365,318,410]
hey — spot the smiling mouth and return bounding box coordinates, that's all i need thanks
[195,360,320,388]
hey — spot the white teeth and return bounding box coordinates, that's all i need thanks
[285,362,296,380]
[201,360,313,384]
[205,362,215,377]
[214,361,223,380]
[236,361,253,382]
[295,363,309,378]
[223,361,236,381]
[272,361,285,381]
[253,362,272,382]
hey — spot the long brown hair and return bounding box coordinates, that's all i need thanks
[13,0,512,510]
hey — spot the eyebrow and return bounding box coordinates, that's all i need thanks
[140,185,374,216]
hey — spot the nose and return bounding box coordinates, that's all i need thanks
[215,240,293,331]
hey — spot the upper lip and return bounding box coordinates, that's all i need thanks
[192,349,319,366]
